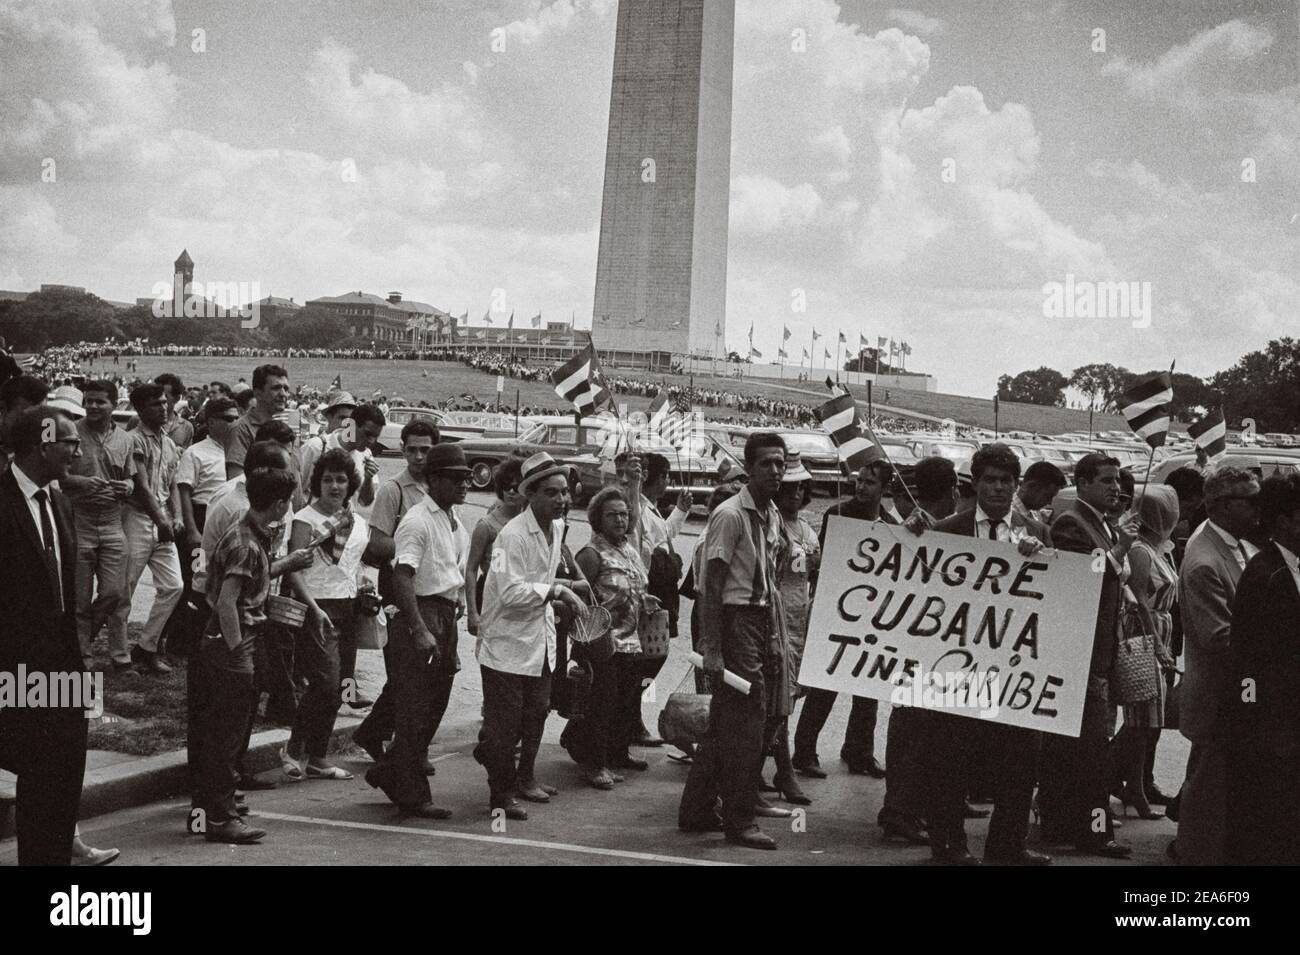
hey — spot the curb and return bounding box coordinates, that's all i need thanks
[0,714,365,840]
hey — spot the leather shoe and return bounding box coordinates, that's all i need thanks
[725,826,777,850]
[399,803,453,820]
[791,755,827,779]
[932,847,981,865]
[631,726,664,747]
[492,799,528,821]
[754,795,793,818]
[204,819,266,844]
[679,813,725,833]
[132,646,172,674]
[986,848,1052,866]
[1082,839,1132,859]
[843,754,886,778]
[963,800,991,819]
[517,782,552,803]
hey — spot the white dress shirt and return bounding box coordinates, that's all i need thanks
[974,505,1013,542]
[175,436,228,506]
[12,462,63,583]
[393,497,469,600]
[477,507,563,676]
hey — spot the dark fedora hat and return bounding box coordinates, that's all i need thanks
[425,443,472,476]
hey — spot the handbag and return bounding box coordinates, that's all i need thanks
[657,666,711,751]
[1111,591,1160,705]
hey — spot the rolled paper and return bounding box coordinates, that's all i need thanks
[686,651,753,695]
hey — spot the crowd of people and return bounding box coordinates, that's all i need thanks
[3,350,1293,867]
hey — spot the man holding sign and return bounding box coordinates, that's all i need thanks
[907,445,1052,865]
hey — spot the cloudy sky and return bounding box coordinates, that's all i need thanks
[2,0,1296,396]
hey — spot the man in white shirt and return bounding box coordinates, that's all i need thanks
[167,396,238,657]
[365,444,471,820]
[300,401,383,515]
[474,452,588,820]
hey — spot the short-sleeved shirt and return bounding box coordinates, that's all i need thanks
[223,405,274,471]
[164,413,194,450]
[67,419,136,519]
[175,436,227,506]
[128,424,180,514]
[368,470,426,540]
[292,504,369,599]
[204,513,273,632]
[702,485,785,607]
[394,497,469,599]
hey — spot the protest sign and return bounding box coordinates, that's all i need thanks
[798,517,1102,736]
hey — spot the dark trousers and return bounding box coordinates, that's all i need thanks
[679,606,769,833]
[367,597,458,807]
[163,502,205,656]
[192,634,257,823]
[355,641,398,749]
[474,661,552,802]
[1039,680,1115,847]
[563,651,637,768]
[256,620,298,724]
[879,704,928,826]
[288,597,353,759]
[915,709,973,854]
[0,704,88,865]
[975,721,1039,858]
[793,687,877,764]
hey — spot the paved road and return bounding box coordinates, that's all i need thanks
[80,456,1186,866]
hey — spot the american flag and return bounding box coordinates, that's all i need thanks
[1116,370,1174,448]
[551,341,611,413]
[1187,407,1227,464]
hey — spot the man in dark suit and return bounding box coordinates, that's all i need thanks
[1040,452,1139,858]
[909,444,1053,865]
[0,406,89,865]
[792,459,894,778]
[1225,473,1300,864]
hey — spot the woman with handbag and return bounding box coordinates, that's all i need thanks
[1110,484,1180,819]
[568,486,653,789]
[280,448,370,781]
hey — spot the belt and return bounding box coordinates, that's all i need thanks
[416,593,458,608]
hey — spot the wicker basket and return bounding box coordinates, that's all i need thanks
[638,609,670,660]
[266,594,308,629]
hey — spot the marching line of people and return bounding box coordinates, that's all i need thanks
[1,358,1295,865]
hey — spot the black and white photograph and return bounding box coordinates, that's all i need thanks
[0,0,1295,929]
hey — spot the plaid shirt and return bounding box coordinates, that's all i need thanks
[204,513,273,632]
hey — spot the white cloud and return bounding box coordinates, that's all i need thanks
[730,175,822,234]
[306,38,482,151]
[886,8,944,37]
[502,0,611,46]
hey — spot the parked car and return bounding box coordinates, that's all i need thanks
[1133,447,1300,484]
[776,430,849,493]
[902,434,981,462]
[454,415,620,489]
[374,406,486,454]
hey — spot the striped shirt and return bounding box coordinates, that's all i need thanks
[128,424,180,514]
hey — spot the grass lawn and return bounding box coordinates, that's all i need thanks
[89,353,1137,435]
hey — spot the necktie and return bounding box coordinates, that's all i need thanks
[33,489,64,613]
[1238,542,1249,566]
[987,518,1002,541]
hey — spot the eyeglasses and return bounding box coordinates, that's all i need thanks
[51,437,81,451]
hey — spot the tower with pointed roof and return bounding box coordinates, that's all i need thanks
[174,249,194,297]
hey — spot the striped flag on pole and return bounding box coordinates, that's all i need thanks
[551,341,611,413]
[1187,407,1227,464]
[816,391,882,471]
[1116,371,1174,448]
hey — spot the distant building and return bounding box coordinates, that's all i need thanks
[306,290,452,344]
[240,295,303,329]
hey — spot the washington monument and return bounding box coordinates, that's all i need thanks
[591,0,734,360]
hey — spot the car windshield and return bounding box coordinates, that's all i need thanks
[780,433,834,453]
[519,423,547,442]
[881,444,921,464]
[933,443,973,461]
